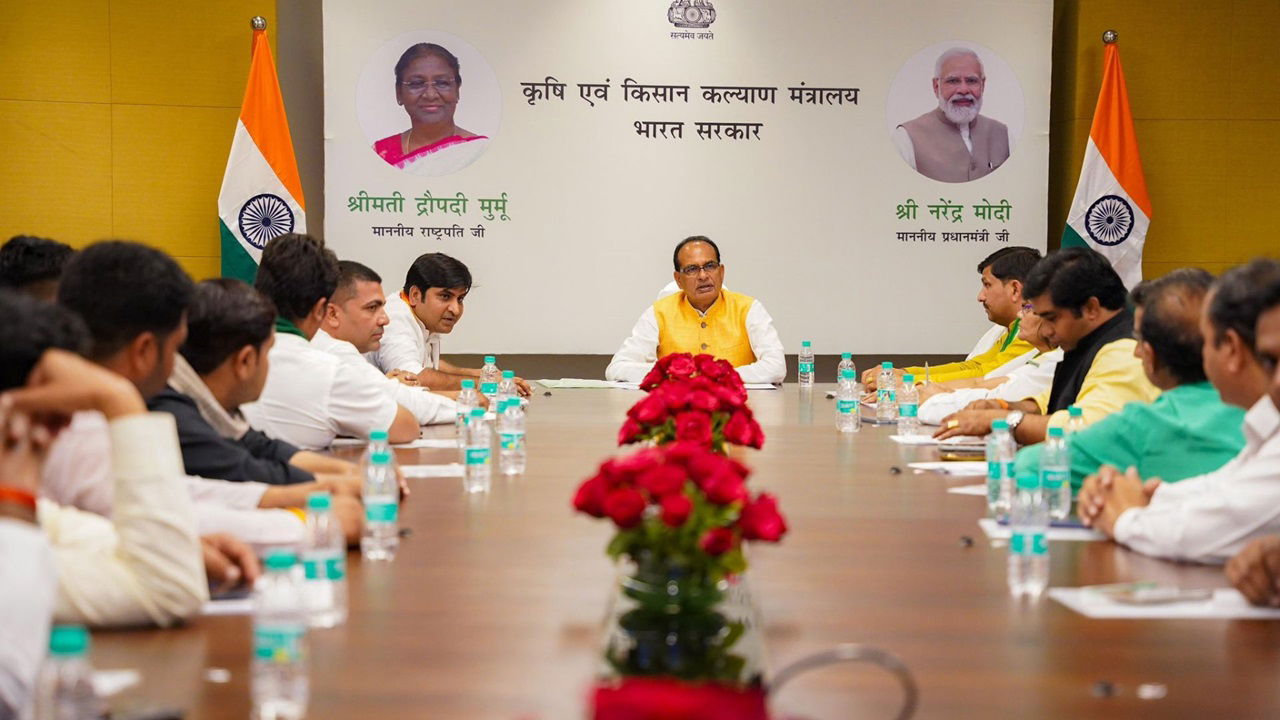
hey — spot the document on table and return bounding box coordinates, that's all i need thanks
[401,463,464,478]
[330,437,460,449]
[891,434,984,447]
[203,597,254,615]
[978,518,1105,542]
[1049,587,1280,620]
[537,379,639,389]
[907,461,988,476]
[947,484,988,496]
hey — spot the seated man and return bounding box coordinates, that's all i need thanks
[243,234,418,448]
[865,246,1041,390]
[315,261,456,425]
[1078,259,1280,563]
[1014,269,1245,490]
[935,247,1160,444]
[150,278,362,484]
[370,252,530,395]
[0,234,74,302]
[606,236,785,384]
[917,305,1063,425]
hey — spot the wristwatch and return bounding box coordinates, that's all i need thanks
[1005,409,1025,432]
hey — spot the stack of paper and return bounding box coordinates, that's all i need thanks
[1049,588,1280,619]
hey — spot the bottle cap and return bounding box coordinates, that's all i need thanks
[841,352,851,359]
[1016,473,1040,490]
[903,374,914,383]
[992,419,1009,431]
[370,430,389,442]
[306,491,332,510]
[502,370,514,379]
[840,369,854,379]
[461,379,476,389]
[48,625,89,657]
[801,340,811,347]
[881,361,892,369]
[1068,405,1083,417]
[484,355,496,364]
[264,549,298,571]
[1048,427,1064,438]
[470,406,486,418]
[370,451,392,465]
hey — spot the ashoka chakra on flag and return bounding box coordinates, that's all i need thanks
[238,193,295,249]
[1084,194,1134,247]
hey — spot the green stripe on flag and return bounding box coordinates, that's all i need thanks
[220,220,258,283]
[1061,223,1089,249]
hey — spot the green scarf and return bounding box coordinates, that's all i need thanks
[274,316,308,339]
[999,316,1022,352]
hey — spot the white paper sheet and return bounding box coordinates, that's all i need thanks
[978,518,1105,542]
[947,484,988,496]
[907,461,988,476]
[890,434,984,447]
[92,669,140,697]
[537,378,639,389]
[202,597,254,615]
[331,437,460,449]
[1049,587,1280,620]
[401,463,464,478]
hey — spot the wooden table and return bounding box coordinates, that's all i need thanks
[93,386,1280,719]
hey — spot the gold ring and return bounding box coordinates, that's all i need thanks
[947,419,959,429]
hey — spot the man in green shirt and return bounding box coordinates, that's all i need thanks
[1015,268,1245,490]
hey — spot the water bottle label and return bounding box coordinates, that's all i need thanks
[466,447,491,465]
[500,432,524,450]
[899,402,918,418]
[304,555,346,581]
[1011,531,1048,556]
[365,500,397,523]
[480,382,498,396]
[987,460,1002,479]
[836,399,857,414]
[1042,469,1068,490]
[877,388,896,404]
[253,624,305,663]
[798,362,814,373]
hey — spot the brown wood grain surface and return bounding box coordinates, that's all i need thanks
[91,386,1280,719]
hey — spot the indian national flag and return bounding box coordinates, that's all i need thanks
[1062,41,1150,289]
[218,24,305,282]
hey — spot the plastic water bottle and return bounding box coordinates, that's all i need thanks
[361,429,396,468]
[465,406,493,493]
[498,399,527,476]
[1066,405,1086,435]
[455,379,479,436]
[798,341,814,388]
[1040,427,1072,521]
[986,419,1016,519]
[1007,473,1050,598]
[33,625,103,720]
[897,374,920,436]
[835,369,861,433]
[837,352,856,382]
[480,355,500,403]
[360,450,399,561]
[497,370,518,410]
[252,549,309,720]
[301,492,347,628]
[875,362,898,423]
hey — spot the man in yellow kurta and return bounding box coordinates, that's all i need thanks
[865,246,1042,389]
[605,236,786,384]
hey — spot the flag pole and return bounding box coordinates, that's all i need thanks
[251,16,267,30]
[1102,29,1117,44]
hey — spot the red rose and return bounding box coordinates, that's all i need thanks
[699,527,736,556]
[658,380,694,412]
[723,410,760,448]
[573,476,609,517]
[629,393,669,425]
[637,464,686,498]
[617,417,643,445]
[739,492,788,542]
[603,487,647,529]
[695,353,720,375]
[725,457,752,479]
[689,389,720,413]
[703,469,748,505]
[639,365,666,391]
[713,384,747,410]
[659,493,693,527]
[668,354,697,379]
[592,676,768,720]
[687,447,729,480]
[614,448,664,479]
[674,411,713,445]
[748,418,765,449]
[655,354,676,371]
[662,441,702,467]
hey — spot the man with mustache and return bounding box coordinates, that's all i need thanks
[894,47,1010,183]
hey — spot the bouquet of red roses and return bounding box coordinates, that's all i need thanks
[620,354,764,452]
[573,442,787,580]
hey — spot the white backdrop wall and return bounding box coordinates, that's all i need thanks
[323,0,1052,355]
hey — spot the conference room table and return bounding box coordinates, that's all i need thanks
[93,386,1280,719]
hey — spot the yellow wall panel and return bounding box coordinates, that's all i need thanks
[1223,121,1280,258]
[173,255,222,281]
[109,0,275,108]
[0,1,111,104]
[0,100,112,244]
[1134,120,1230,263]
[111,104,238,258]
[1226,3,1280,120]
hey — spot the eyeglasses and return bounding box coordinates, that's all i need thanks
[679,261,721,276]
[400,78,457,94]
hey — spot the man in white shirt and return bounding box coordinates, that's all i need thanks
[606,236,785,384]
[1078,259,1280,563]
[243,234,418,448]
[370,252,531,395]
[317,260,456,425]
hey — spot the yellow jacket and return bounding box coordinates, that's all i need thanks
[906,318,1034,383]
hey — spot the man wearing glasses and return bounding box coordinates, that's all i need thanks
[605,236,785,384]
